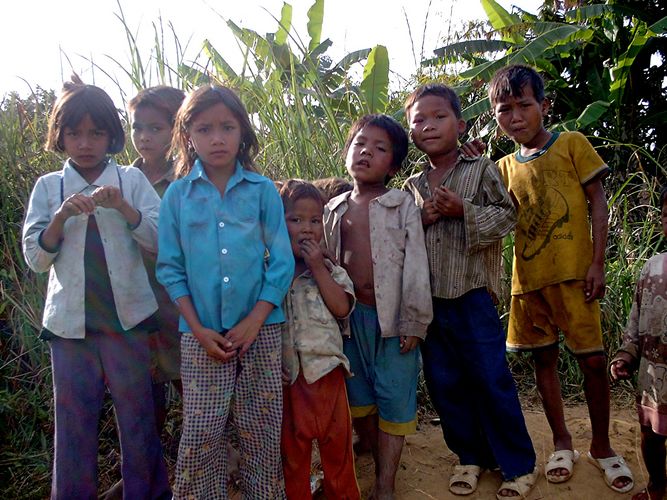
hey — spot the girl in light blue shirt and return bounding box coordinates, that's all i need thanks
[157,85,294,499]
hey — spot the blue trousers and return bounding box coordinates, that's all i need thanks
[49,329,170,500]
[422,288,535,480]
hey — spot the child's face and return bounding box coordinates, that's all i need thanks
[188,102,242,173]
[345,125,398,186]
[62,113,110,171]
[285,197,324,259]
[131,105,173,167]
[493,84,549,149]
[661,201,667,238]
[408,95,466,158]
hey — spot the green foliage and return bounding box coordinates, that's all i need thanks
[428,0,666,178]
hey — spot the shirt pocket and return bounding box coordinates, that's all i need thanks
[303,284,337,326]
[229,191,258,223]
[383,227,407,266]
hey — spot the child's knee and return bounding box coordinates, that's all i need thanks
[577,352,607,374]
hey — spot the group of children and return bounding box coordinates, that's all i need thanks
[21,62,663,500]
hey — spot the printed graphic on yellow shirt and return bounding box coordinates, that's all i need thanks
[520,186,569,261]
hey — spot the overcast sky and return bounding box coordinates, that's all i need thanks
[1,0,541,103]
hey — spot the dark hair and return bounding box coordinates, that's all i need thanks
[172,85,259,177]
[312,177,353,201]
[279,179,325,213]
[128,86,185,125]
[45,79,125,154]
[343,114,408,171]
[404,83,462,119]
[489,64,545,106]
[659,186,667,208]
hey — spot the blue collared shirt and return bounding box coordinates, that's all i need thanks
[157,159,294,332]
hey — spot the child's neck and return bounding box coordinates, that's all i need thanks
[351,181,389,202]
[519,128,552,157]
[203,163,234,197]
[140,158,169,185]
[428,147,459,172]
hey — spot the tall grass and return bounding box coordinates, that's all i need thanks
[0,3,664,497]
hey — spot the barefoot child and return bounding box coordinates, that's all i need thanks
[22,78,170,499]
[279,179,360,499]
[611,186,667,500]
[403,83,537,499]
[157,85,294,498]
[491,64,634,492]
[324,114,433,499]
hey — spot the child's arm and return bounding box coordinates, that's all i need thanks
[610,265,645,381]
[583,177,608,302]
[300,239,352,318]
[457,161,517,251]
[399,199,433,352]
[23,177,96,272]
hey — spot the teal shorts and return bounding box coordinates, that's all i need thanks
[343,302,419,435]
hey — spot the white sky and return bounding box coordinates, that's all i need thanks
[1,0,541,104]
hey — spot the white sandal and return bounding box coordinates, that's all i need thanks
[545,449,579,483]
[587,452,634,493]
[496,467,539,500]
[449,464,482,495]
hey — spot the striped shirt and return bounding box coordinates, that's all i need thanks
[402,155,516,300]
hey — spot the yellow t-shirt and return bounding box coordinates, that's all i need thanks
[498,131,609,294]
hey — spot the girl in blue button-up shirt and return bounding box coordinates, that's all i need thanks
[157,85,294,499]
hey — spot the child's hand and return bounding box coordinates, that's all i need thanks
[584,262,606,302]
[281,364,291,385]
[422,199,441,226]
[460,138,486,158]
[91,186,124,210]
[226,315,262,356]
[57,193,96,219]
[300,239,326,271]
[433,187,464,218]
[193,326,236,362]
[610,353,634,381]
[400,335,420,354]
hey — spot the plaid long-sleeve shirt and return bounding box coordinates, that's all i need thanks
[402,154,516,300]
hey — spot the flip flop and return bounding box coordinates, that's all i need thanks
[545,449,579,483]
[496,467,539,500]
[587,452,634,493]
[449,464,482,495]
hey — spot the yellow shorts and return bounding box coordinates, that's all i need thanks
[507,280,603,355]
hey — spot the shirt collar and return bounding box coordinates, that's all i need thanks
[62,157,118,197]
[132,157,175,186]
[184,159,260,192]
[327,188,404,209]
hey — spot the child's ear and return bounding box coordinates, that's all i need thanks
[457,118,467,136]
[540,98,550,117]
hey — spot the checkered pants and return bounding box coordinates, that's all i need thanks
[174,324,285,500]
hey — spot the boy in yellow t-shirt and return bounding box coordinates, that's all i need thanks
[490,64,634,494]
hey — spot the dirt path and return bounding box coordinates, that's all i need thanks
[354,404,644,499]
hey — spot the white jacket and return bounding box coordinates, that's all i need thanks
[22,159,160,338]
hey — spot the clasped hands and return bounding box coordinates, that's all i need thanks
[422,186,464,226]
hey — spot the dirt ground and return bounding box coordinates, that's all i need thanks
[352,403,645,499]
